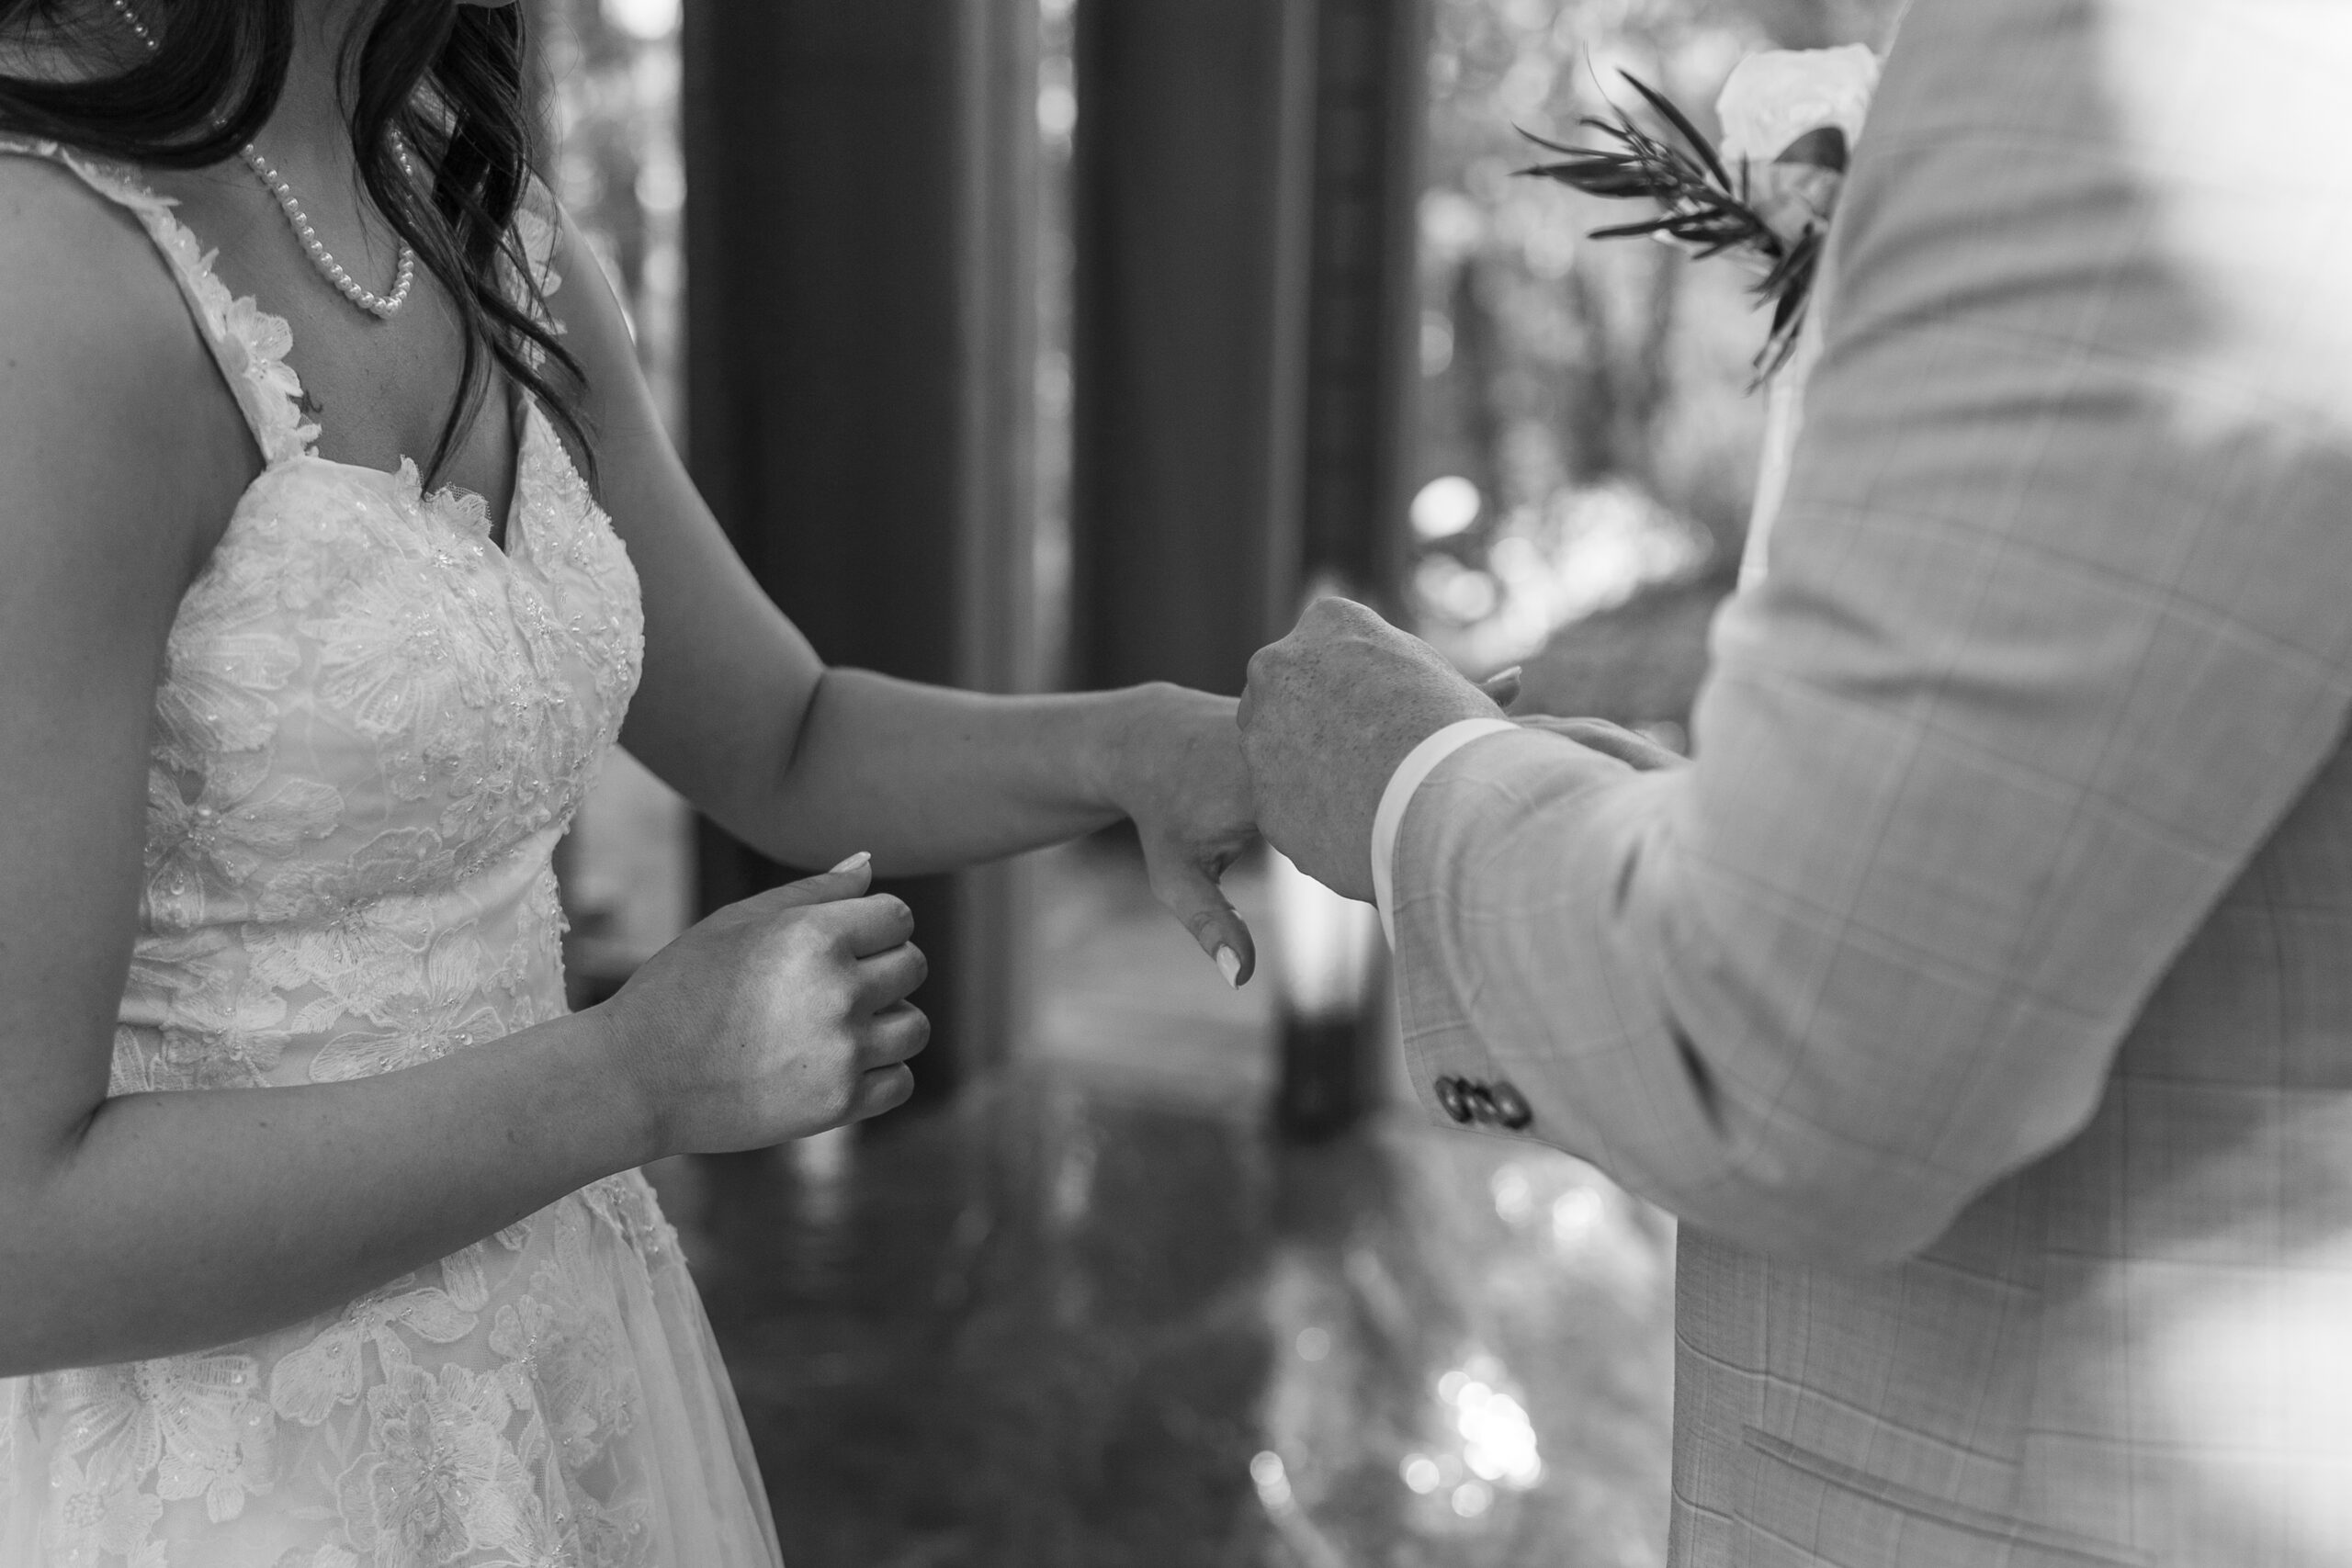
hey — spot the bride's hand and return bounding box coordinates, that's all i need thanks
[1100,684,1261,987]
[588,854,931,1155]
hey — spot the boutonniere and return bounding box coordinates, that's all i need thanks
[1520,45,1880,382]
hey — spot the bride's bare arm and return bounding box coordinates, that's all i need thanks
[0,170,925,1375]
[556,212,1259,975]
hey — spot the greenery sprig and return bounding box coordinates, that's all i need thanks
[1519,71,1825,384]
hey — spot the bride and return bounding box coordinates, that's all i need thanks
[0,0,1259,1562]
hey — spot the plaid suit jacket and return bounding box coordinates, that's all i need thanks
[1388,2,2352,1562]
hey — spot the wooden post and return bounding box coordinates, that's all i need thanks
[1067,0,1319,696]
[1066,0,1431,1136]
[1273,0,1430,1141]
[1067,0,1425,685]
[1295,0,1429,617]
[682,0,1039,1102]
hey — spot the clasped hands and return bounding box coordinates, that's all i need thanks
[1051,597,1682,993]
[1237,597,1682,904]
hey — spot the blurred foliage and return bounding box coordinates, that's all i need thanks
[529,0,695,985]
[529,0,686,437]
[1412,0,1902,670]
[522,0,1907,682]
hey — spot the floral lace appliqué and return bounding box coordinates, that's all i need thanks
[0,145,744,1568]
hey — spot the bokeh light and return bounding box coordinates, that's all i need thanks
[1412,474,1485,540]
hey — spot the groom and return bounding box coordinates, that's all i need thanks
[1240,0,2352,1563]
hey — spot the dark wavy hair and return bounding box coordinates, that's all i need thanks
[0,0,593,489]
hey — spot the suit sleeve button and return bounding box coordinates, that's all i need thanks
[1433,1076,1474,1123]
[1466,1083,1499,1125]
[1492,1082,1532,1131]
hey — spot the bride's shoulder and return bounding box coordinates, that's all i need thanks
[0,147,251,575]
[0,145,163,276]
[0,148,197,369]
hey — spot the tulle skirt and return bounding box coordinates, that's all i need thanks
[0,1171,782,1568]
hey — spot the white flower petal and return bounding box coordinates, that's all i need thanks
[1714,44,1881,172]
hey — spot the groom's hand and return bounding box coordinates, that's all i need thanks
[1238,598,1498,901]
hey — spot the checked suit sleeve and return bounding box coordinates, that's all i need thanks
[1386,4,2352,1265]
[1370,718,1517,948]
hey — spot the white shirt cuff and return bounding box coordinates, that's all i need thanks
[1372,718,1518,948]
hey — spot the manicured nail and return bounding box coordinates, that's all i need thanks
[830,852,872,874]
[1216,946,1243,988]
[1492,665,1522,685]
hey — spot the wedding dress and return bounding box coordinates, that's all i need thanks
[0,138,785,1568]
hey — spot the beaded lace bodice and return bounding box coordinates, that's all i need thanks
[0,141,782,1568]
[93,165,645,1100]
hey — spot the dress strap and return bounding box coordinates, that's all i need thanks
[0,134,318,466]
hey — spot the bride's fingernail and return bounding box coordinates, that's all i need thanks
[830,852,872,874]
[1216,947,1243,988]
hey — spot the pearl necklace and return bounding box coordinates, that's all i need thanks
[110,0,416,320]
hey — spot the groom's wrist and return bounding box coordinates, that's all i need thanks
[1370,716,1520,942]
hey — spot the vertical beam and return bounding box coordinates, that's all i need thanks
[683,0,1037,1101]
[1065,0,1430,1134]
[1296,0,1429,614]
[955,0,1044,1082]
[1279,0,1433,1139]
[1067,0,1317,695]
[1066,0,1426,689]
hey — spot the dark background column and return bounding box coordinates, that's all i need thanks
[1066,0,1320,696]
[1069,0,1430,1136]
[1068,0,1427,689]
[1297,0,1430,614]
[1278,0,1434,1138]
[682,0,1039,1102]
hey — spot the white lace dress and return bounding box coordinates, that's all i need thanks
[0,140,785,1568]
